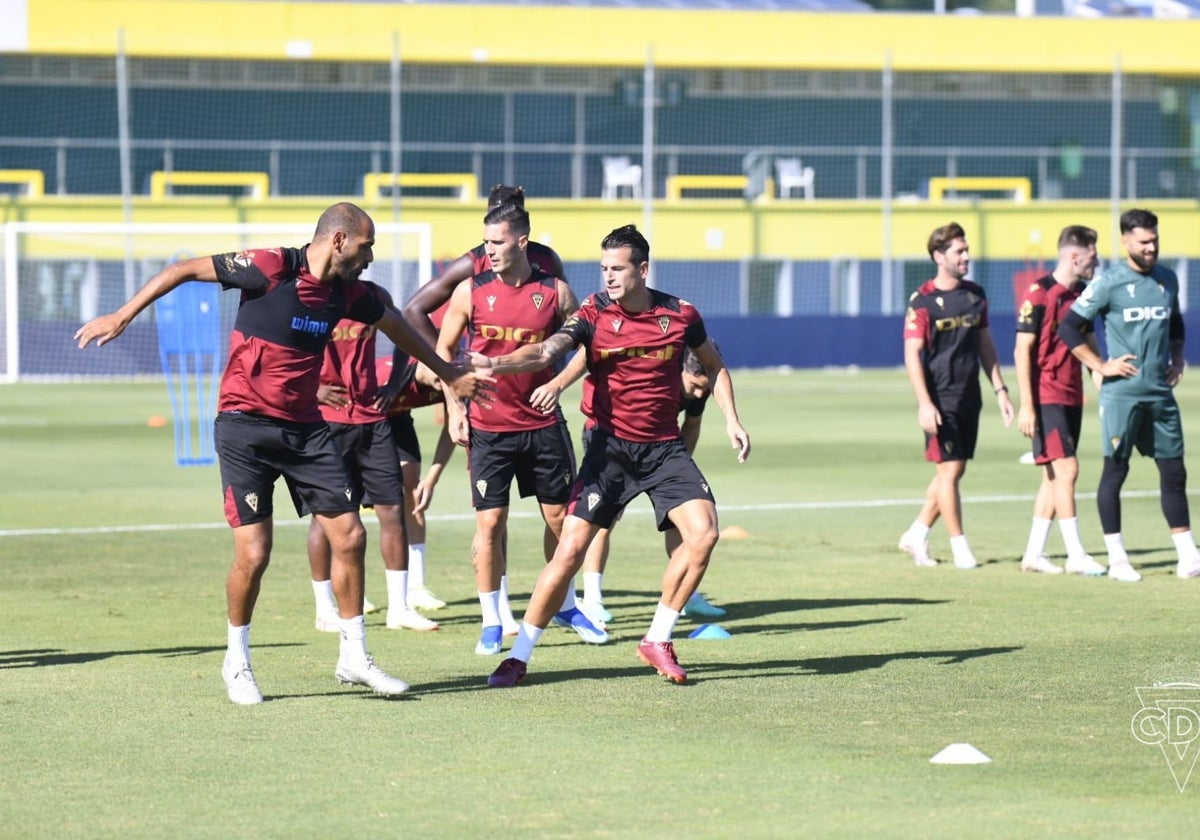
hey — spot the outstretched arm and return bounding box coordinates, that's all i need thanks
[486,331,578,375]
[374,305,492,407]
[693,339,750,463]
[75,256,217,348]
[402,253,474,347]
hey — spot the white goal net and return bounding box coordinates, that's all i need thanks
[1,221,432,383]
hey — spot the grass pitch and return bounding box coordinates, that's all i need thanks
[3,370,1200,838]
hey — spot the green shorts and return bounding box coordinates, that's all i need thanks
[1097,394,1185,459]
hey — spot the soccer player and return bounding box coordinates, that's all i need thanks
[75,202,492,704]
[1057,208,1200,582]
[437,202,602,656]
[1013,225,1107,576]
[480,224,751,688]
[898,222,1014,570]
[404,184,566,628]
[532,344,728,623]
[404,184,566,347]
[306,284,439,635]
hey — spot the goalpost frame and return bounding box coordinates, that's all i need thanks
[1,221,433,384]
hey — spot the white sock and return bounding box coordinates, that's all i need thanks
[645,602,681,643]
[1023,517,1053,562]
[906,520,931,543]
[1058,517,1088,559]
[226,622,250,665]
[510,622,544,662]
[498,576,517,626]
[478,590,501,628]
[408,543,426,590]
[312,579,337,616]
[338,615,367,662]
[1171,530,1200,562]
[559,580,578,612]
[1103,533,1129,565]
[583,571,604,603]
[385,569,409,612]
[949,534,973,563]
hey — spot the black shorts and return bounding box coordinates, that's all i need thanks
[214,412,358,527]
[324,419,404,508]
[1032,403,1083,465]
[388,412,422,464]
[570,428,714,532]
[924,398,981,463]
[468,422,576,511]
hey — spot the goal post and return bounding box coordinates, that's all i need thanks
[1,220,433,384]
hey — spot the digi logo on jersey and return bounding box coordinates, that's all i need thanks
[1123,306,1170,322]
[330,323,375,341]
[597,345,676,361]
[291,315,329,336]
[934,313,981,332]
[476,325,546,344]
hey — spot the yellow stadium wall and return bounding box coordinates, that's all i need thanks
[20,0,1200,74]
[6,196,1200,262]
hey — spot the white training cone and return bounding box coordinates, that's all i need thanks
[929,743,992,764]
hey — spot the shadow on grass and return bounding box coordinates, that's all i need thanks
[688,644,1023,680]
[395,643,1021,694]
[0,643,302,669]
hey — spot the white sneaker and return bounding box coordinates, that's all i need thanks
[334,655,409,696]
[953,554,979,570]
[1065,554,1107,577]
[1107,562,1142,583]
[315,612,340,633]
[899,533,937,567]
[577,599,610,630]
[1177,556,1200,579]
[386,607,439,631]
[362,597,379,615]
[222,658,263,705]
[1020,555,1063,574]
[407,587,446,611]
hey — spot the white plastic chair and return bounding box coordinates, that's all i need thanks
[775,157,815,200]
[602,156,643,200]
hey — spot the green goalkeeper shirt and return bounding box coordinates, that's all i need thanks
[1069,261,1179,401]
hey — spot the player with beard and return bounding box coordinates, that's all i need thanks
[898,222,1014,571]
[75,202,492,704]
[1058,208,1200,582]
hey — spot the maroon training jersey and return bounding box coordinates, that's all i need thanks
[467,269,564,433]
[211,247,385,423]
[561,290,707,443]
[469,240,561,279]
[1016,274,1085,407]
[903,279,989,403]
[317,282,387,425]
